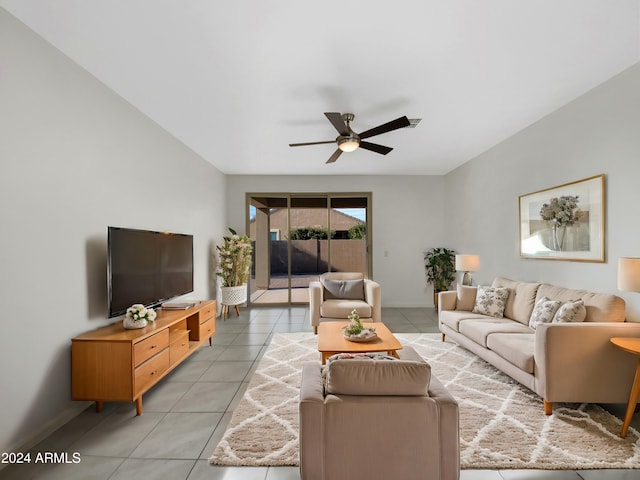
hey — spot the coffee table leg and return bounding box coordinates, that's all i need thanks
[621,358,640,438]
[389,350,399,359]
[321,352,333,365]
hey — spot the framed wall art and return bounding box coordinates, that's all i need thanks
[519,174,605,262]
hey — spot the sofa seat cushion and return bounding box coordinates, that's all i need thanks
[321,299,372,319]
[459,318,533,347]
[440,310,493,333]
[486,333,535,374]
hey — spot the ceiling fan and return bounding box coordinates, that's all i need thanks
[289,112,412,164]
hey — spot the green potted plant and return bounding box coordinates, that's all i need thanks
[423,247,456,309]
[217,228,253,315]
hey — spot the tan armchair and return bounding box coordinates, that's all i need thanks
[309,272,381,334]
[299,346,460,480]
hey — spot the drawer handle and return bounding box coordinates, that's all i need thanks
[151,370,157,376]
[150,344,157,349]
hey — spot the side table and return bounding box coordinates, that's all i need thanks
[610,337,640,438]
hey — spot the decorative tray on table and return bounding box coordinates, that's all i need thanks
[342,309,378,342]
[343,331,378,343]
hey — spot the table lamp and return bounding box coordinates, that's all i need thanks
[618,257,640,293]
[455,254,480,286]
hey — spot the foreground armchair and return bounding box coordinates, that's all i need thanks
[309,272,381,334]
[299,347,460,480]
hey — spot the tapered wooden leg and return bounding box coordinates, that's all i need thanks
[441,332,445,342]
[621,358,640,438]
[544,400,552,415]
[234,305,240,316]
[95,401,103,413]
[135,397,143,416]
[314,326,318,335]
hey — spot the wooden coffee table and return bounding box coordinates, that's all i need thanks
[317,321,402,364]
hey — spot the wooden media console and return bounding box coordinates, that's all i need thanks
[71,300,216,415]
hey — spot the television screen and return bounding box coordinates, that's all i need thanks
[107,226,194,317]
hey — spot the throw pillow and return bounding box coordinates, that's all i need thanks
[455,284,477,311]
[324,356,431,396]
[552,300,587,323]
[529,296,563,329]
[472,286,509,317]
[322,278,365,300]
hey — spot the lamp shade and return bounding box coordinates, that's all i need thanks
[618,257,640,292]
[455,254,480,272]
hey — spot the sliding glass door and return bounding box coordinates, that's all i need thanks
[247,193,371,305]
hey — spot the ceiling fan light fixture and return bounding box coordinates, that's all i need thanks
[338,136,360,152]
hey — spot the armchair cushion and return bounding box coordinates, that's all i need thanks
[322,278,365,300]
[320,299,371,318]
[324,347,431,396]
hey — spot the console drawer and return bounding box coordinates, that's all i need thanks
[200,301,215,321]
[134,348,169,395]
[194,318,215,341]
[134,329,169,367]
[169,330,190,365]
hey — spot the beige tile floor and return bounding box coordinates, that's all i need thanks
[2,307,639,480]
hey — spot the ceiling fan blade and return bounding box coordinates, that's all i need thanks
[358,116,410,139]
[359,141,393,155]
[326,149,343,164]
[289,140,336,147]
[324,112,349,136]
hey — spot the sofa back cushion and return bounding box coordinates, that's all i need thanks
[455,284,477,311]
[324,348,431,396]
[492,277,540,325]
[536,284,626,322]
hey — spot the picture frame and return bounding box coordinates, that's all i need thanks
[519,174,605,262]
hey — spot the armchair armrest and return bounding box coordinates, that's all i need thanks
[364,279,381,323]
[535,322,640,404]
[309,281,322,328]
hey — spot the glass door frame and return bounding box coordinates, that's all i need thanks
[246,192,373,306]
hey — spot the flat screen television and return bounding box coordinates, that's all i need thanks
[107,226,194,318]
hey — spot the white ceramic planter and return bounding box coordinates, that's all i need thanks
[221,285,247,306]
[123,317,148,329]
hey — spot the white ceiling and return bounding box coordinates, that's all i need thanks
[2,1,639,175]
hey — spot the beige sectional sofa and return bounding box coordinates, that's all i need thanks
[438,276,640,414]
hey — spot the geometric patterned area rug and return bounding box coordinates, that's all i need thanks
[210,332,640,469]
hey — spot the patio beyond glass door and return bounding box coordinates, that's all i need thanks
[247,193,371,306]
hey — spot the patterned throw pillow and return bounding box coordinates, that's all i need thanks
[472,286,509,318]
[552,300,587,323]
[529,296,563,329]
